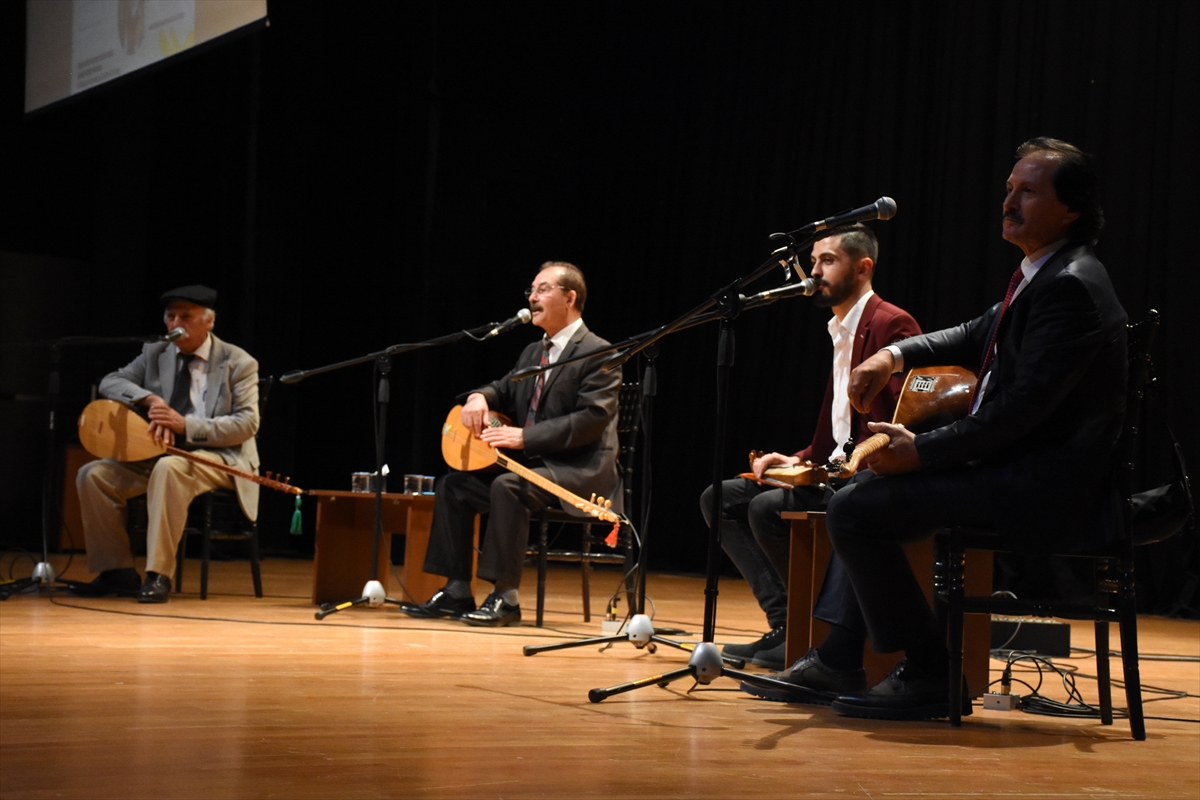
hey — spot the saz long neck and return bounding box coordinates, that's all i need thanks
[493,452,618,523]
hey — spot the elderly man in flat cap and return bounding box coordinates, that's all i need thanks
[70,285,261,603]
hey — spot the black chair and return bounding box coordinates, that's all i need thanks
[173,484,263,600]
[526,382,641,627]
[936,310,1164,740]
[129,376,273,599]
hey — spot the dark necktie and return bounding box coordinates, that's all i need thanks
[970,267,1025,408]
[169,354,196,416]
[525,338,552,427]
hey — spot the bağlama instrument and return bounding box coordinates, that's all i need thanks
[740,365,977,487]
[440,404,620,525]
[77,399,303,495]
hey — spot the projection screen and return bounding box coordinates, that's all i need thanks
[25,0,268,114]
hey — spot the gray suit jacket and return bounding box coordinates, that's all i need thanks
[99,333,262,520]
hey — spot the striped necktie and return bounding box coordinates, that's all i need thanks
[525,338,552,427]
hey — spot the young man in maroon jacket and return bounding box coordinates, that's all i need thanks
[699,224,921,701]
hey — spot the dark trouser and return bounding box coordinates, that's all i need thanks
[700,478,854,632]
[824,466,1004,654]
[422,469,556,589]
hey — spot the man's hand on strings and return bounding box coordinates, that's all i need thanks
[461,393,491,437]
[480,425,524,451]
[848,349,896,414]
[751,452,800,480]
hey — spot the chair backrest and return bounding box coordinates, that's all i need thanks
[257,375,274,431]
[615,382,642,520]
[1119,311,1160,545]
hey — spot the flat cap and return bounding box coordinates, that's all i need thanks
[160,285,218,308]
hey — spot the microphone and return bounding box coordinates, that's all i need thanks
[163,328,186,342]
[788,197,897,236]
[748,278,818,303]
[485,308,532,338]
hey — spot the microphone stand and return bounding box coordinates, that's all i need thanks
[282,318,526,621]
[0,334,185,599]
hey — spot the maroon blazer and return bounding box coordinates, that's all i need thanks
[794,293,922,463]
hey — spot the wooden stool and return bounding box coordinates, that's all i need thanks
[782,510,993,697]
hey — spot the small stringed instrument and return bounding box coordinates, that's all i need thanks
[440,404,621,525]
[740,365,977,487]
[77,399,303,495]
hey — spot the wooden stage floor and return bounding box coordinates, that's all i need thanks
[2,553,1198,799]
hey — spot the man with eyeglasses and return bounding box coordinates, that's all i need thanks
[401,262,621,626]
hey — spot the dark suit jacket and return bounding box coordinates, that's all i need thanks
[470,322,622,513]
[795,294,922,463]
[896,244,1127,545]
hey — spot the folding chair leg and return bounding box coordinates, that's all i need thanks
[1094,560,1114,725]
[1118,567,1146,740]
[1094,620,1113,725]
[945,534,966,728]
[249,523,263,598]
[581,523,592,623]
[200,496,213,600]
[537,519,549,628]
[175,537,185,594]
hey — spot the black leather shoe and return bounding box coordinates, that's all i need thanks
[65,568,142,598]
[399,589,477,619]
[741,647,868,704]
[723,626,786,670]
[136,572,172,604]
[460,592,521,627]
[830,659,972,720]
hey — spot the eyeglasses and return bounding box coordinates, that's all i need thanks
[524,283,566,299]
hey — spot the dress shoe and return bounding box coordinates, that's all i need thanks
[399,589,477,619]
[830,659,972,720]
[460,592,521,627]
[723,626,786,670]
[136,572,172,604]
[740,647,867,705]
[65,568,142,598]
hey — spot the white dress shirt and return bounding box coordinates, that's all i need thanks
[827,290,874,461]
[176,333,212,419]
[541,317,585,382]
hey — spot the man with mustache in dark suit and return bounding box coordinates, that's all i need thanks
[402,262,621,627]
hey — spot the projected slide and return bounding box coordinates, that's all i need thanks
[25,0,267,113]
[73,1,196,93]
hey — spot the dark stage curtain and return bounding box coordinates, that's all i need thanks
[1,1,1196,613]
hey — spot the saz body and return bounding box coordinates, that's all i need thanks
[741,366,977,487]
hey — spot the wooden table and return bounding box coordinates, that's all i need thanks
[309,490,454,606]
[782,510,993,697]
